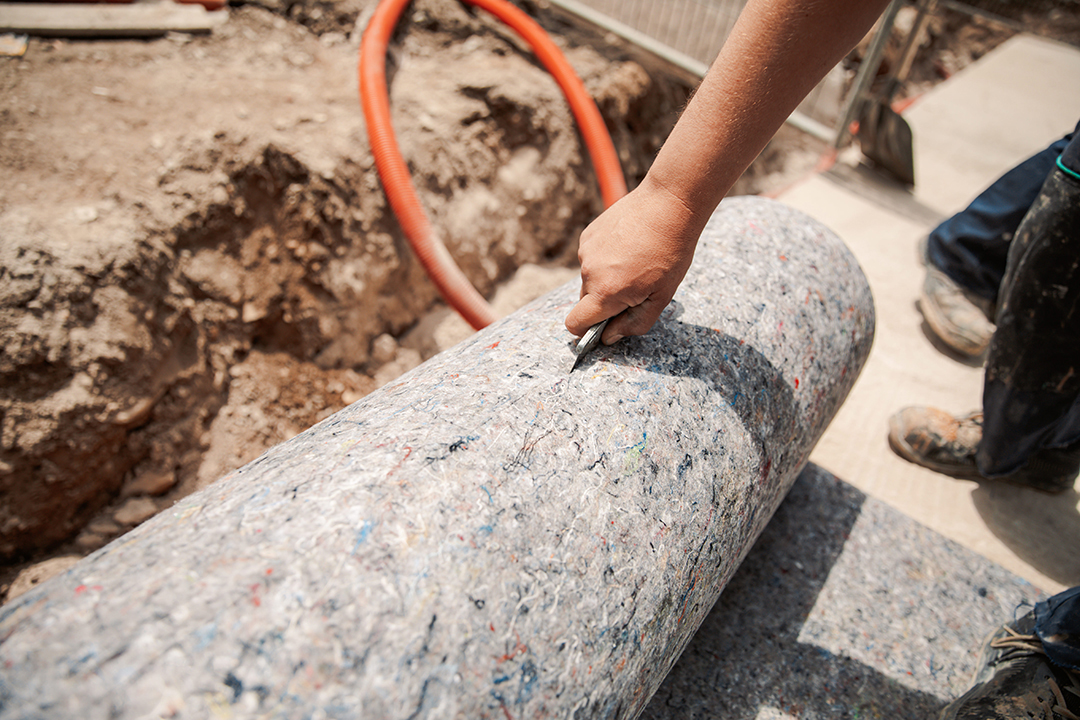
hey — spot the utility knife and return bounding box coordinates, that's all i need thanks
[570,319,609,374]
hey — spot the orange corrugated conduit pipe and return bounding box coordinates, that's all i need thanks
[359,0,628,330]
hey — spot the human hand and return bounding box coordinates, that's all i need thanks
[565,176,708,344]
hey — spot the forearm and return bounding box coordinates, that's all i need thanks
[566,0,892,341]
[648,0,892,225]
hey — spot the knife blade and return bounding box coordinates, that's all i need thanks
[570,319,609,374]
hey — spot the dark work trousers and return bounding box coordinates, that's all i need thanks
[977,129,1080,479]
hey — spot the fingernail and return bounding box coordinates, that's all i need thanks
[606,334,623,345]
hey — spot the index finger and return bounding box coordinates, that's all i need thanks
[565,292,626,338]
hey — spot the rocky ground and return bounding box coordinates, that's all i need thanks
[0,0,1033,602]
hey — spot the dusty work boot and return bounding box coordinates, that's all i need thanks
[938,611,1080,720]
[888,406,983,479]
[920,264,997,357]
[888,407,1080,493]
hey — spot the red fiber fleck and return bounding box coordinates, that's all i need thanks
[486,341,500,350]
[794,378,799,388]
[759,458,772,486]
[266,568,273,575]
[779,254,787,261]
[75,585,87,594]
[490,623,495,632]
[497,634,528,663]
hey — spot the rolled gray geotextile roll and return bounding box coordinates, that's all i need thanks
[0,196,875,720]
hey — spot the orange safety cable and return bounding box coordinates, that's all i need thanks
[359,0,627,330]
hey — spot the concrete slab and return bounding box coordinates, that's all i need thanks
[777,34,1080,593]
[906,35,1080,215]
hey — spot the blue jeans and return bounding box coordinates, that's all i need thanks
[1037,585,1080,672]
[925,122,1077,305]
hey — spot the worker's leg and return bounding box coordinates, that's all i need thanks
[889,128,1080,493]
[976,131,1080,491]
[920,125,1076,357]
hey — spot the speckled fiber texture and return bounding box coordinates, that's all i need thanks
[0,197,874,719]
[642,464,1046,720]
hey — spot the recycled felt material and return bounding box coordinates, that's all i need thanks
[0,196,874,719]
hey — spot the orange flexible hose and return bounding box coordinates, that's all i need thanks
[359,0,627,330]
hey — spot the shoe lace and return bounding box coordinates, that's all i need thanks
[991,625,1080,720]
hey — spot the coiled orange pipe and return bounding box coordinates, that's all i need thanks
[359,0,627,330]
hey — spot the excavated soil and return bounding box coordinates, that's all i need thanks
[0,0,1025,601]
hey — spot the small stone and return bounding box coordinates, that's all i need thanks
[287,52,313,67]
[124,469,177,497]
[114,497,159,526]
[87,519,121,535]
[242,302,266,323]
[72,206,98,223]
[74,532,106,551]
[371,334,398,365]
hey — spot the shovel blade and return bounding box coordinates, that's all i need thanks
[857,100,915,186]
